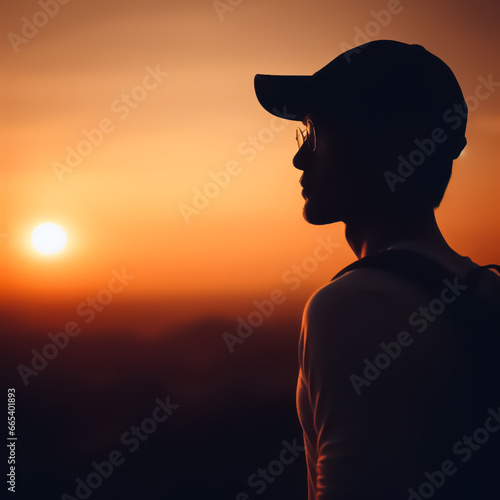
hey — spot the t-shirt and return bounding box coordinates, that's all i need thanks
[296,246,500,499]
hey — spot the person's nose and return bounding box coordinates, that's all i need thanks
[293,145,308,171]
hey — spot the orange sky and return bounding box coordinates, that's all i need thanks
[2,0,500,332]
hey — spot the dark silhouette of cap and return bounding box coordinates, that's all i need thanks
[254,40,467,146]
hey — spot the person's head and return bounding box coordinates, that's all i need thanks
[254,40,467,225]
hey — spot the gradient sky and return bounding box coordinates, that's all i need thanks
[2,0,500,332]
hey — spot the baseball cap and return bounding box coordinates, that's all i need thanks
[254,40,467,154]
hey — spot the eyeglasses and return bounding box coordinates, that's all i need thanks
[295,119,316,152]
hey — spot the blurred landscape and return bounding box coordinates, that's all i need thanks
[2,297,308,499]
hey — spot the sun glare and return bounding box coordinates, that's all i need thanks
[32,223,67,255]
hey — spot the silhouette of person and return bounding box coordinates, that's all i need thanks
[254,40,500,499]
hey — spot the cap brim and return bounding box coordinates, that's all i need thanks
[254,74,312,122]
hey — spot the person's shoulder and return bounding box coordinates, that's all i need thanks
[305,264,425,316]
[302,265,426,345]
[467,264,500,305]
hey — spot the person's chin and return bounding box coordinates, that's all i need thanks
[302,199,342,225]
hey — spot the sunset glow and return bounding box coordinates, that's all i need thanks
[1,0,499,329]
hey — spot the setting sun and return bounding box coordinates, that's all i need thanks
[31,223,67,255]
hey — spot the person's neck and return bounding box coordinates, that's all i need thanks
[345,208,451,259]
